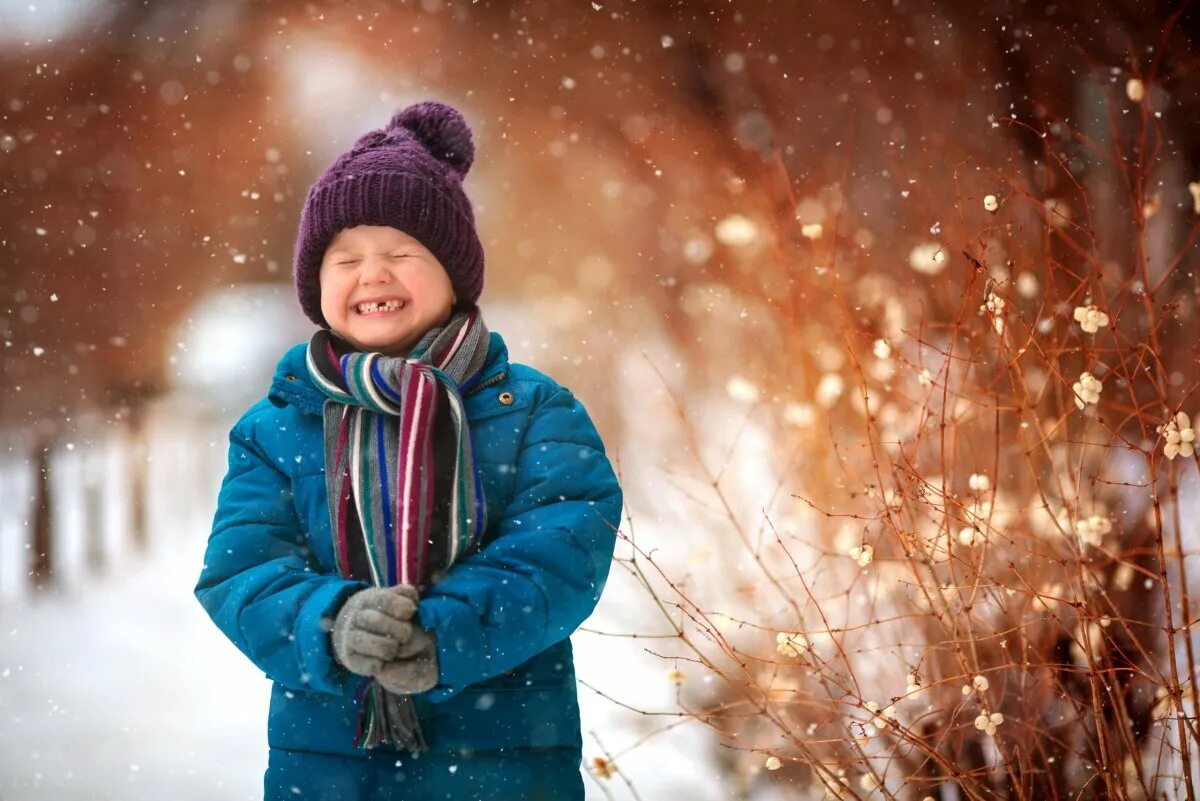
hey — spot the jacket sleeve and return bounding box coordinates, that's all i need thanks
[194,415,369,696]
[415,383,623,703]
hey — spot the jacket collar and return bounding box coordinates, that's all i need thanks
[269,330,511,416]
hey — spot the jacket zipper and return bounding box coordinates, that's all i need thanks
[465,369,507,397]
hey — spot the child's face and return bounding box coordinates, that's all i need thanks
[319,225,457,356]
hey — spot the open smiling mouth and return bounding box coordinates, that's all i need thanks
[354,299,408,317]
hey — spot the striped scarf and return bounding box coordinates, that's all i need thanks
[305,306,492,753]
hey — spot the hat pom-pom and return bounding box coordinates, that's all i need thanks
[389,100,475,178]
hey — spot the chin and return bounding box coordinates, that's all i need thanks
[363,328,421,352]
[358,336,407,353]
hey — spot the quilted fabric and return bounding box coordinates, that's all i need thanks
[195,330,622,795]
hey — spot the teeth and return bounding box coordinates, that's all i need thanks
[356,300,405,314]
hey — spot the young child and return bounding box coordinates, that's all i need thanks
[194,100,623,801]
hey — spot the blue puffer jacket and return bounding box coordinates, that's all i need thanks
[194,330,622,759]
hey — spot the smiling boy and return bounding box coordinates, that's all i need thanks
[319,226,458,356]
[195,100,623,801]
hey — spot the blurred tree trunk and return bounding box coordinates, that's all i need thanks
[29,434,53,591]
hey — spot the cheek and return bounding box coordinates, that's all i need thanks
[423,271,453,302]
[318,276,347,315]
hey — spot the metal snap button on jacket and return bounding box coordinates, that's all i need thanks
[498,391,514,405]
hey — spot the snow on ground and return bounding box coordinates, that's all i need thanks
[0,411,271,800]
[0,543,270,798]
[0,426,736,800]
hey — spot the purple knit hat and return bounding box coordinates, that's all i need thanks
[292,100,485,328]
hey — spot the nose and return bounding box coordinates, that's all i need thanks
[358,255,393,284]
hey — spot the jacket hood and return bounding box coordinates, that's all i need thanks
[268,330,511,415]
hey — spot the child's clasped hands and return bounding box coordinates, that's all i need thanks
[329,584,438,694]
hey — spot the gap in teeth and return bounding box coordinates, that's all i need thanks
[357,300,405,314]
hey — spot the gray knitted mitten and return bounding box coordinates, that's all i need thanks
[330,585,419,676]
[374,626,439,694]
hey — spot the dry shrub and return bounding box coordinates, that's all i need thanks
[593,22,1200,801]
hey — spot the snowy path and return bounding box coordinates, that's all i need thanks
[0,509,271,800]
[0,517,733,801]
[0,421,735,801]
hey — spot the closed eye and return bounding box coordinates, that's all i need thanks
[334,253,411,265]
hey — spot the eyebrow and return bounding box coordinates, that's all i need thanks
[326,246,413,257]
